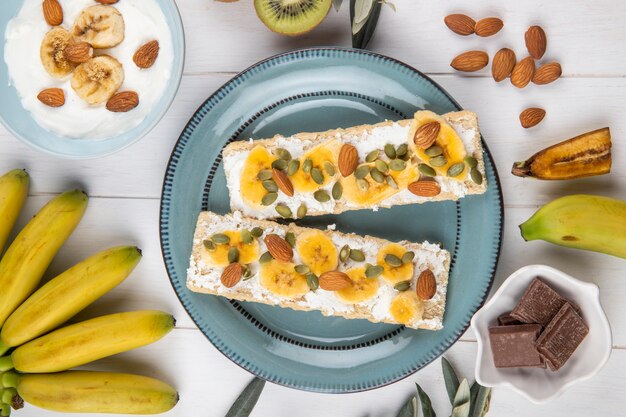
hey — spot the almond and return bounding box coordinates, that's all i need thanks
[491,48,516,82]
[525,25,547,60]
[272,168,294,196]
[416,269,437,300]
[221,263,242,288]
[475,17,503,37]
[510,57,535,88]
[338,144,358,177]
[413,121,440,149]
[264,234,293,262]
[106,91,139,113]
[444,14,476,36]
[96,0,119,4]
[519,108,546,128]
[133,40,160,69]
[64,42,93,63]
[450,51,489,72]
[532,62,562,85]
[408,179,441,197]
[43,0,63,26]
[319,271,352,291]
[37,88,65,107]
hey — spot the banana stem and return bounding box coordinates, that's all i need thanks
[0,403,9,417]
[0,373,17,389]
[0,391,14,407]
[0,341,8,357]
[0,358,12,373]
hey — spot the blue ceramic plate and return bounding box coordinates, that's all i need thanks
[161,48,503,393]
[0,0,184,159]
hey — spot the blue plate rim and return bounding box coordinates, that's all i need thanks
[159,46,504,393]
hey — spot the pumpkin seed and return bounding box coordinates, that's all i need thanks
[242,266,253,280]
[375,159,389,174]
[356,178,370,191]
[429,155,447,167]
[464,156,478,168]
[402,251,415,264]
[275,204,292,218]
[274,148,291,161]
[295,264,310,274]
[203,240,216,252]
[349,249,366,262]
[370,168,385,183]
[285,232,296,247]
[211,233,230,244]
[399,152,411,161]
[339,245,350,262]
[396,143,408,157]
[287,159,300,176]
[447,162,465,177]
[302,158,313,173]
[384,254,403,267]
[311,168,324,185]
[365,264,384,278]
[323,161,336,176]
[261,192,278,206]
[257,169,273,181]
[384,143,396,159]
[241,229,253,244]
[425,145,443,157]
[250,227,263,238]
[365,150,379,162]
[418,163,436,177]
[228,247,239,263]
[259,251,273,263]
[262,179,278,192]
[394,280,411,292]
[297,203,307,219]
[354,165,370,179]
[471,167,483,185]
[306,273,319,291]
[314,189,331,202]
[271,159,287,171]
[332,182,343,200]
[386,175,398,189]
[389,159,406,171]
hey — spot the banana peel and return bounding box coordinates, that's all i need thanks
[512,127,611,180]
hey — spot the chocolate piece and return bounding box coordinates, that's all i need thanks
[497,312,523,326]
[510,278,571,325]
[489,324,545,368]
[535,303,589,371]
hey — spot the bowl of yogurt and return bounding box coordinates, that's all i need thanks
[1,0,184,158]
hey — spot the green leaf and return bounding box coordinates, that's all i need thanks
[415,383,436,417]
[396,396,417,417]
[470,384,492,417]
[451,379,471,417]
[470,381,480,407]
[353,0,374,23]
[441,357,460,405]
[333,0,344,11]
[225,377,266,417]
[350,0,382,48]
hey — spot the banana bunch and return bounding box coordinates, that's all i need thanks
[0,169,178,415]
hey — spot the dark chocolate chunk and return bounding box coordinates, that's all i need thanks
[510,278,571,325]
[489,324,545,368]
[497,312,523,326]
[535,303,589,371]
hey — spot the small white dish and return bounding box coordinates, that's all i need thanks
[471,265,612,403]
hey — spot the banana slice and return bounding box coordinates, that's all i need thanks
[259,260,309,298]
[240,146,278,208]
[291,141,340,193]
[295,230,338,276]
[336,267,379,304]
[341,162,417,206]
[389,292,424,326]
[71,55,124,105]
[72,5,125,49]
[377,243,414,285]
[200,230,260,268]
[40,27,77,78]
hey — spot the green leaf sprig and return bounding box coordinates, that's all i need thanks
[225,377,266,417]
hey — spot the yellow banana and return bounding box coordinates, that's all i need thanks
[3,371,178,414]
[0,190,88,327]
[0,169,29,255]
[0,246,142,349]
[520,194,626,259]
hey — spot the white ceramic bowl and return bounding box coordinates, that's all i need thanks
[471,265,612,403]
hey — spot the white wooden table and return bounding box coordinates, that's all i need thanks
[2,1,625,416]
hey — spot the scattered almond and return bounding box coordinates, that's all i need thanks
[338,144,359,177]
[221,263,243,288]
[413,121,440,149]
[96,0,119,4]
[272,168,294,196]
[106,91,139,113]
[64,42,93,63]
[444,14,476,36]
[37,88,65,107]
[450,50,489,72]
[510,57,535,88]
[525,25,547,60]
[264,234,293,262]
[133,40,160,69]
[408,179,441,197]
[491,48,516,82]
[532,62,562,85]
[475,17,503,37]
[319,271,352,291]
[519,108,546,128]
[43,0,63,26]
[416,269,437,300]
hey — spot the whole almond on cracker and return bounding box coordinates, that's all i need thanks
[413,121,440,149]
[43,0,63,26]
[408,180,441,197]
[272,168,294,196]
[532,62,562,85]
[519,108,546,128]
[37,88,65,107]
[221,263,243,288]
[444,14,476,36]
[475,17,503,37]
[510,57,535,88]
[338,144,358,177]
[319,271,352,291]
[133,40,160,69]
[451,51,489,72]
[491,48,516,82]
[525,25,547,60]
[64,42,93,64]
[264,234,293,262]
[106,91,139,112]
[416,269,437,300]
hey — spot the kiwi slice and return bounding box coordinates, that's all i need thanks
[254,0,332,36]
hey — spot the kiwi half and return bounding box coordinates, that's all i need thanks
[254,0,332,36]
